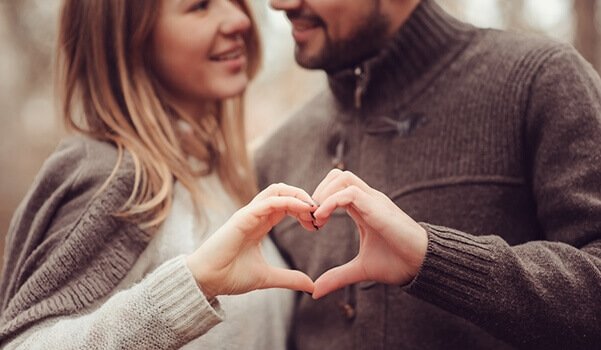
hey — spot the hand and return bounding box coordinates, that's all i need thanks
[186,183,317,299]
[311,169,428,299]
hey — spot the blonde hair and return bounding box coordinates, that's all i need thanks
[56,0,261,228]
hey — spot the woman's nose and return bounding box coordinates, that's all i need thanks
[220,1,251,35]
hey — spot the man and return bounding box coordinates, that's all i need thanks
[255,0,601,349]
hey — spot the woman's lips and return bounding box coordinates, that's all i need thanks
[210,46,245,61]
[209,46,247,71]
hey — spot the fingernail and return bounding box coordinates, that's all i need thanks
[312,222,319,231]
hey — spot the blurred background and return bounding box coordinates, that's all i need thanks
[1,0,600,268]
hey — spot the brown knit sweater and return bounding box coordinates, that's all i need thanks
[255,1,601,349]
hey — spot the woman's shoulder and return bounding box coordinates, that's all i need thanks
[7,135,138,246]
[0,136,149,341]
[50,135,135,185]
[34,135,137,208]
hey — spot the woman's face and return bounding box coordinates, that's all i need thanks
[151,0,252,112]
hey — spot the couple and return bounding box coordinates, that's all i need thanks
[2,0,601,349]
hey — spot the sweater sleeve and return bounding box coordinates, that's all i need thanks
[407,45,601,349]
[3,256,224,350]
[0,136,158,342]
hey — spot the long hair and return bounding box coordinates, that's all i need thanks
[56,0,261,229]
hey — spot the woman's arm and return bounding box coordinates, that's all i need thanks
[5,256,222,350]
[4,183,316,349]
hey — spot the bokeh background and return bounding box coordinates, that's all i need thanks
[1,0,600,269]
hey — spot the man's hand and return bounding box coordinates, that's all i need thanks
[311,169,428,299]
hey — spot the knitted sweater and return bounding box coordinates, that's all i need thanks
[255,1,601,349]
[2,156,293,349]
[0,136,287,349]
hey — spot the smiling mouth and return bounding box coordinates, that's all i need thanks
[210,47,245,62]
[289,14,323,31]
[292,19,320,31]
[286,13,325,44]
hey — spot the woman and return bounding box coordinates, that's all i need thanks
[0,0,316,348]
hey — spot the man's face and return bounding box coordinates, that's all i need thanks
[270,0,392,73]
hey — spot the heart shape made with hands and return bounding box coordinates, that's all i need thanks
[187,169,427,301]
[298,169,429,300]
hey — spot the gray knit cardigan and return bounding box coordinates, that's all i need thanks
[0,137,151,342]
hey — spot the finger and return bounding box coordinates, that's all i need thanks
[296,216,318,232]
[346,205,368,234]
[262,266,315,294]
[254,183,315,206]
[253,196,314,218]
[312,260,364,299]
[311,168,344,201]
[294,211,316,223]
[312,185,369,227]
[312,170,371,206]
[282,209,317,232]
[252,197,316,232]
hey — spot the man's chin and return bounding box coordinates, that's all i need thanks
[294,48,326,70]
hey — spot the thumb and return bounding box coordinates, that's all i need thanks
[312,259,364,299]
[263,266,315,294]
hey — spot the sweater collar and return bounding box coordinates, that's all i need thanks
[328,0,476,114]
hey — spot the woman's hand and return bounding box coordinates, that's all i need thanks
[186,183,317,299]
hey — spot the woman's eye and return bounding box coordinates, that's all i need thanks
[190,0,210,11]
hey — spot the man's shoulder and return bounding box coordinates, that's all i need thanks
[474,28,570,64]
[477,29,598,90]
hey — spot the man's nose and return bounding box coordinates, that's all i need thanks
[269,0,302,11]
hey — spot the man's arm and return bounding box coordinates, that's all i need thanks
[311,45,601,349]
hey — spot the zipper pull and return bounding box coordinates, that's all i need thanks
[354,66,365,109]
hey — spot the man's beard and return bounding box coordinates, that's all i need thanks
[295,11,391,74]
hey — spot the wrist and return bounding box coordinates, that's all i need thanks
[408,223,429,277]
[185,255,217,300]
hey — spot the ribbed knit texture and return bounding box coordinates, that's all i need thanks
[0,137,233,348]
[148,256,223,342]
[255,0,601,349]
[1,135,294,348]
[0,136,152,343]
[4,256,223,349]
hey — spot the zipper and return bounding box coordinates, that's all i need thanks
[353,65,368,110]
